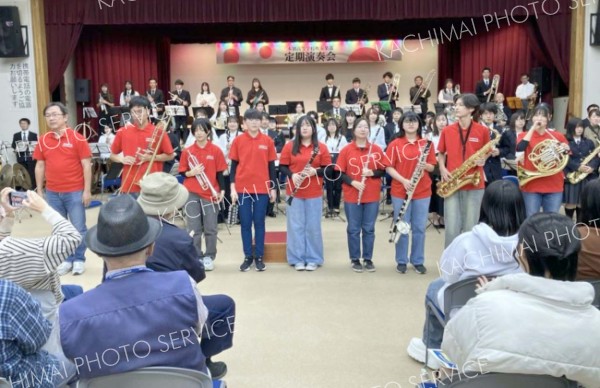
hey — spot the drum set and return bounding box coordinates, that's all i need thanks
[0,141,35,191]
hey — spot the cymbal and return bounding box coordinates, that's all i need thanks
[13,163,32,190]
[0,164,13,188]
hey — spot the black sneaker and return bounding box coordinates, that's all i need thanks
[240,256,253,272]
[363,260,376,272]
[396,263,407,274]
[206,357,228,379]
[414,264,427,274]
[351,260,363,273]
[255,256,266,271]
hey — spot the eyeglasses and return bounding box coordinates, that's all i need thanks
[44,113,64,118]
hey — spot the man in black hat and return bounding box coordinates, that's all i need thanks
[58,195,209,380]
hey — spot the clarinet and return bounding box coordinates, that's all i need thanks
[286,145,320,206]
[356,140,375,205]
[389,140,433,244]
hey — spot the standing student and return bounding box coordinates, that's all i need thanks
[219,75,243,118]
[516,105,569,217]
[424,113,447,227]
[384,108,403,144]
[563,119,598,221]
[377,71,398,122]
[437,93,491,247]
[498,110,527,176]
[584,108,600,145]
[386,112,437,274]
[246,78,269,108]
[34,102,92,276]
[169,79,192,140]
[323,118,348,218]
[229,109,277,272]
[12,118,38,189]
[217,116,242,220]
[342,110,357,143]
[110,96,175,195]
[179,119,227,271]
[336,117,389,272]
[475,67,494,103]
[479,103,503,185]
[319,73,340,102]
[279,116,331,271]
[366,108,387,151]
[195,82,218,112]
[409,75,432,120]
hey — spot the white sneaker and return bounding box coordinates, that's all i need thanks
[294,263,306,271]
[56,262,73,276]
[203,257,215,271]
[305,263,318,271]
[72,261,85,275]
[407,337,441,369]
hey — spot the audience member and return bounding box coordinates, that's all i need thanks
[576,179,600,280]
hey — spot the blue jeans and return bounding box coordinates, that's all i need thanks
[286,197,324,265]
[392,196,430,266]
[61,285,83,301]
[344,201,379,261]
[443,189,484,248]
[201,294,236,359]
[238,193,269,257]
[423,277,445,348]
[46,190,87,263]
[522,192,563,218]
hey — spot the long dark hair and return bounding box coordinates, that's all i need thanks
[325,118,340,139]
[123,80,135,95]
[292,115,318,155]
[428,113,447,137]
[251,78,263,90]
[342,110,357,140]
[479,180,526,236]
[580,179,600,226]
[201,82,211,93]
[565,118,585,141]
[508,110,526,133]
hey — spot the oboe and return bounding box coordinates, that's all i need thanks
[286,145,320,206]
[389,140,432,244]
[357,141,375,205]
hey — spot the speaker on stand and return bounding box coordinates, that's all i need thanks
[74,79,96,142]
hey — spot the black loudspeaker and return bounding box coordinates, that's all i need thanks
[75,79,91,103]
[0,6,26,58]
[530,67,551,95]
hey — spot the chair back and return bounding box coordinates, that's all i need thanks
[439,372,578,387]
[75,367,212,388]
[443,277,480,319]
[0,378,12,388]
[587,279,600,309]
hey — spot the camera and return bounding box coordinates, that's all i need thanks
[8,191,27,207]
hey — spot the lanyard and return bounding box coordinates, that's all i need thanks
[105,266,153,281]
[457,122,473,161]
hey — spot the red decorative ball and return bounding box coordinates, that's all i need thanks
[223,49,240,64]
[347,47,383,62]
[259,45,273,59]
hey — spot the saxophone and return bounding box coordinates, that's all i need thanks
[566,143,600,184]
[437,128,500,198]
[389,140,433,244]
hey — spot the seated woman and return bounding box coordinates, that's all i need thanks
[442,213,600,386]
[406,180,526,368]
[576,178,600,280]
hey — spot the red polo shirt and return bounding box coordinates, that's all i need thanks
[111,123,174,193]
[335,141,388,204]
[229,131,277,194]
[33,128,91,192]
[386,137,437,199]
[437,121,490,191]
[517,130,568,193]
[179,141,227,200]
[279,142,332,199]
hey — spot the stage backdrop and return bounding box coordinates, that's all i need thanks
[171,39,437,115]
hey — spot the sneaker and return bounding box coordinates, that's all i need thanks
[206,357,228,379]
[385,197,392,205]
[363,260,376,272]
[407,337,441,369]
[396,263,407,274]
[240,256,253,272]
[57,262,73,276]
[325,211,331,218]
[255,256,266,271]
[203,256,215,271]
[305,263,318,271]
[414,264,427,274]
[72,261,85,275]
[351,260,363,273]
[294,262,306,271]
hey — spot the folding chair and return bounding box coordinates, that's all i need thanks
[437,372,578,387]
[586,279,600,309]
[0,378,12,387]
[100,162,123,200]
[74,366,212,388]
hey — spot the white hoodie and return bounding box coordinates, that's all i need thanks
[436,223,522,311]
[442,273,600,387]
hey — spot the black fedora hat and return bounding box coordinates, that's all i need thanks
[85,195,162,257]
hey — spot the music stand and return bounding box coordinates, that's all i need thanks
[316,101,332,113]
[88,143,100,158]
[286,101,304,114]
[506,97,524,110]
[404,105,422,114]
[97,143,112,159]
[166,106,186,117]
[434,103,447,114]
[372,101,392,112]
[192,106,214,119]
[83,107,97,119]
[344,104,362,115]
[268,105,288,115]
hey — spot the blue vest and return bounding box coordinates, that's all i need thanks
[59,271,206,379]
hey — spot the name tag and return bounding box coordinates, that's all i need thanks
[62,143,74,148]
[206,155,214,160]
[468,137,479,143]
[258,145,268,150]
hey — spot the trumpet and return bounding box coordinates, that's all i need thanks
[188,153,219,200]
[486,74,500,103]
[169,91,184,105]
[388,74,401,102]
[121,112,171,194]
[411,69,436,105]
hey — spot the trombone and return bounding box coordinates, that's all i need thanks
[387,73,401,102]
[358,83,371,115]
[120,112,171,194]
[410,69,436,105]
[486,74,500,103]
